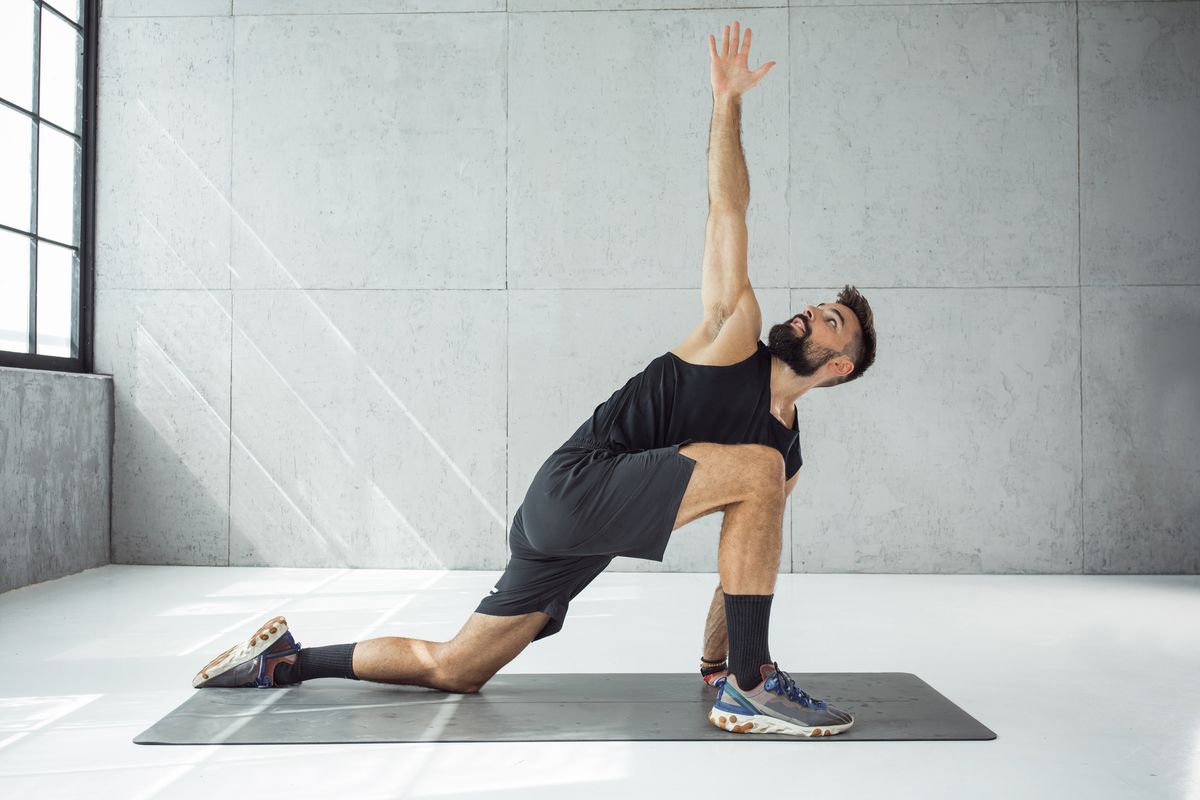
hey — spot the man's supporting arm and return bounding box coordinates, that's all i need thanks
[700,583,728,663]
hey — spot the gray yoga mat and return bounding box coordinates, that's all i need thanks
[134,672,996,744]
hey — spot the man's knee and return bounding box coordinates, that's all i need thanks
[741,444,786,497]
[440,675,487,694]
[430,657,492,694]
[429,611,547,693]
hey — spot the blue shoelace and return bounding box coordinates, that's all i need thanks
[764,663,826,709]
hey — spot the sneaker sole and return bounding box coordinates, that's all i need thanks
[191,615,290,689]
[708,707,855,737]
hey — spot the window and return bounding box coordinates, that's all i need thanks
[0,0,96,373]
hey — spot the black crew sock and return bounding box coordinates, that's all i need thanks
[724,593,773,691]
[274,643,358,685]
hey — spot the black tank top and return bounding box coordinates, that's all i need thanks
[563,339,802,480]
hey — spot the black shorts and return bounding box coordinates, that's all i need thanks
[474,437,698,641]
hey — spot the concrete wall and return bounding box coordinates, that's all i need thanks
[0,369,112,593]
[94,1,1199,574]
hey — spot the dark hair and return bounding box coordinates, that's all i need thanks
[823,285,876,387]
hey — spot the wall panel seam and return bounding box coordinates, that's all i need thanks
[788,3,794,576]
[1075,0,1085,575]
[228,14,236,567]
[504,8,511,566]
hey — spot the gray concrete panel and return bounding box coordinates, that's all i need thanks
[0,369,111,594]
[513,1,770,11]
[230,290,507,569]
[1081,286,1200,573]
[789,4,1078,289]
[103,0,232,16]
[95,290,232,565]
[792,287,1083,574]
[230,13,507,290]
[96,17,233,290]
[235,0,501,13]
[1080,2,1200,286]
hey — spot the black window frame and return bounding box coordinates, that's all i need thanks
[0,0,97,374]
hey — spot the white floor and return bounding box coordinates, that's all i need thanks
[0,566,1197,799]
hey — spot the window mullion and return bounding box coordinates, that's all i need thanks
[79,0,95,370]
[0,222,74,251]
[41,3,82,34]
[28,3,43,355]
[0,97,81,141]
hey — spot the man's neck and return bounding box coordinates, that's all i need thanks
[769,355,822,414]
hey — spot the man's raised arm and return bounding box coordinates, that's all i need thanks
[702,22,776,315]
[708,96,749,214]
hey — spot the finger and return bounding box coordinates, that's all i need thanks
[708,33,716,60]
[731,21,739,56]
[743,27,751,59]
[721,24,729,56]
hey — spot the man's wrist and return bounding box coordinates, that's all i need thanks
[713,93,741,110]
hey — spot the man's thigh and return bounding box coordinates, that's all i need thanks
[671,442,786,531]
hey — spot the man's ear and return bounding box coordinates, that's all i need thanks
[829,356,854,377]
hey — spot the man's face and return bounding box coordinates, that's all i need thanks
[766,302,859,380]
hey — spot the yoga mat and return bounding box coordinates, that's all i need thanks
[135,672,996,744]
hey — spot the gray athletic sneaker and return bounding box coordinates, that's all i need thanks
[191,616,301,689]
[708,661,855,736]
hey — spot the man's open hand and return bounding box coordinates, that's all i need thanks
[708,21,776,101]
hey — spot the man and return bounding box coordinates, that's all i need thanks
[192,20,877,738]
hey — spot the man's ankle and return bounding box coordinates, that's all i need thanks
[700,655,727,680]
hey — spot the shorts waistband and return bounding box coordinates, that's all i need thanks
[562,436,696,452]
[563,435,617,451]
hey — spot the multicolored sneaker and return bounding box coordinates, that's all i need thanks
[709,662,854,736]
[191,616,302,689]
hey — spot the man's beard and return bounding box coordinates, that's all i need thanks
[766,321,840,378]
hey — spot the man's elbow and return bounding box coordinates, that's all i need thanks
[709,199,748,218]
